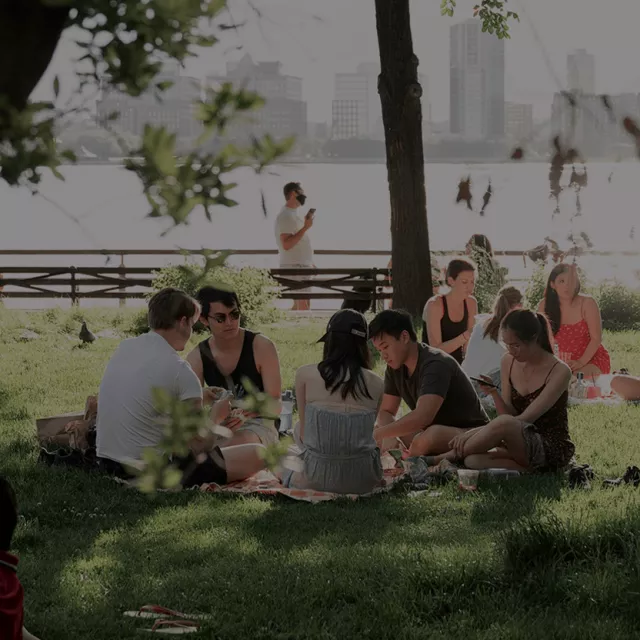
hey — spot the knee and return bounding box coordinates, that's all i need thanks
[464,455,483,470]
[408,437,426,457]
[408,430,433,457]
[408,427,442,457]
[488,414,518,434]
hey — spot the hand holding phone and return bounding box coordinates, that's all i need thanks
[469,375,497,390]
[304,209,315,229]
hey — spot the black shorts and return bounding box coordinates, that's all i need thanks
[97,456,136,480]
[178,447,228,488]
[98,448,228,488]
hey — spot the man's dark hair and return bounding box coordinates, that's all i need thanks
[283,182,301,199]
[196,286,240,317]
[0,476,18,551]
[369,309,417,342]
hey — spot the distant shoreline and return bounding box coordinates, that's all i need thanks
[70,156,548,166]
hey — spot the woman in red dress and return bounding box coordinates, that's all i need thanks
[538,263,611,377]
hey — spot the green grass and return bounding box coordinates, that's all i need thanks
[2,307,640,639]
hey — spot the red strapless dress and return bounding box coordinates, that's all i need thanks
[555,320,611,374]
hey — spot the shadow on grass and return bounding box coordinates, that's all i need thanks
[469,473,565,526]
[22,497,640,640]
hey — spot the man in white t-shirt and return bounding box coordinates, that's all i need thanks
[96,287,266,487]
[274,181,315,311]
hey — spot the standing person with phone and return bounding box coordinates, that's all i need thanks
[275,182,316,311]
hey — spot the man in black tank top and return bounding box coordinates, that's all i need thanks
[186,287,282,448]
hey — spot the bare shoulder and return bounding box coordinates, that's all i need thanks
[467,296,478,310]
[552,359,572,383]
[254,333,278,355]
[579,294,599,309]
[426,295,444,312]
[185,343,202,363]
[500,352,515,371]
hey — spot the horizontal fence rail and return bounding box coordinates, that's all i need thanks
[1,248,638,307]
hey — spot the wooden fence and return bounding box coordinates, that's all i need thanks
[1,248,638,307]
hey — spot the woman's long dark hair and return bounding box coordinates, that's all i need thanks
[483,286,523,342]
[501,309,554,355]
[317,332,373,401]
[543,263,581,335]
[468,234,494,256]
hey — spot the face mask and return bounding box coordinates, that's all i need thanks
[296,193,307,206]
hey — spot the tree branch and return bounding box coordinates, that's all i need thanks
[0,1,69,109]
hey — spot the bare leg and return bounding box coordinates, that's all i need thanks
[611,374,640,401]
[461,415,530,467]
[219,443,267,482]
[464,453,527,471]
[222,430,263,447]
[408,424,467,457]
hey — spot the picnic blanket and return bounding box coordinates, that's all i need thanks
[481,393,635,413]
[198,460,407,503]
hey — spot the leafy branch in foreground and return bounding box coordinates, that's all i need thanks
[440,0,519,39]
[133,383,298,494]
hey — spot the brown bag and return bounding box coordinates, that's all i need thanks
[36,394,98,451]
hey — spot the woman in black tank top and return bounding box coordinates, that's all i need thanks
[422,258,477,364]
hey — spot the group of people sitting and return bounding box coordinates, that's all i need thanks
[88,247,639,498]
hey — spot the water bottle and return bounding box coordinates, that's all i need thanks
[575,372,586,399]
[279,390,294,433]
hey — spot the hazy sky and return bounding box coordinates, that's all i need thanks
[33,0,640,124]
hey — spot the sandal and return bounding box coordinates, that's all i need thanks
[125,605,211,621]
[142,619,200,634]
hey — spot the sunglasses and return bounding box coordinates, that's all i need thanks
[209,309,241,324]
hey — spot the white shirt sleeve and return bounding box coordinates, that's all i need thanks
[175,360,204,401]
[276,211,300,236]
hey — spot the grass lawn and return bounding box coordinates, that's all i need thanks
[2,307,640,639]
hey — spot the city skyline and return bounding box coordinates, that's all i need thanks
[33,0,640,126]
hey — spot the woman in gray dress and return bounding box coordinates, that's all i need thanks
[282,309,384,494]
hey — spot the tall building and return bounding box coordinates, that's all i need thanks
[206,54,307,140]
[331,100,361,139]
[97,65,202,140]
[567,49,595,95]
[505,102,533,142]
[449,19,505,140]
[332,63,429,140]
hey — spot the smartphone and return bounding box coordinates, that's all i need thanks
[308,208,316,215]
[469,376,497,389]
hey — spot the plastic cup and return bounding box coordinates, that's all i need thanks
[458,469,480,491]
[587,385,602,399]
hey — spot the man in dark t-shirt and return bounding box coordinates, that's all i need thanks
[370,309,488,457]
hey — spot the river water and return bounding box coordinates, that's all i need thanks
[2,161,639,308]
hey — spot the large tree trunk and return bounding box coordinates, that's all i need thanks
[0,1,69,110]
[374,0,432,317]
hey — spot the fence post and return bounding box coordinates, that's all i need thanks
[371,268,378,313]
[70,266,78,306]
[119,252,127,308]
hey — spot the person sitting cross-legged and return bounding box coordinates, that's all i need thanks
[431,309,575,472]
[186,286,282,448]
[96,287,267,488]
[370,309,489,457]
